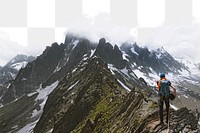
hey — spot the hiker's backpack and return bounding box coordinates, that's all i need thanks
[159,80,171,97]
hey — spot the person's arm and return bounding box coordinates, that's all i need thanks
[157,81,160,91]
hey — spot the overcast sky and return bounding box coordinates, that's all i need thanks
[1,0,200,66]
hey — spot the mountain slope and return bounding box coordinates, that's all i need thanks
[34,56,129,133]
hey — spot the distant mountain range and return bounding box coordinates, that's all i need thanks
[0,34,199,133]
[0,54,35,85]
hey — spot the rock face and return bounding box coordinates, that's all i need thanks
[94,38,127,69]
[1,43,64,104]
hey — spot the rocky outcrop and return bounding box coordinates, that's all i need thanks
[42,37,94,88]
[136,107,200,133]
[94,38,127,69]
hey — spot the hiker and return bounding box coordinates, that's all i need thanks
[157,73,176,125]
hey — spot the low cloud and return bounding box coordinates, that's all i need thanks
[136,23,200,63]
[66,13,135,44]
[1,14,200,66]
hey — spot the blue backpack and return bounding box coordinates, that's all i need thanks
[159,80,171,97]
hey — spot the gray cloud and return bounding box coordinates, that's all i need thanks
[0,38,27,66]
[1,14,200,66]
[137,23,200,63]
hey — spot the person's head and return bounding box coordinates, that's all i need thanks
[160,73,165,78]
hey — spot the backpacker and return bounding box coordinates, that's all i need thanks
[159,80,171,97]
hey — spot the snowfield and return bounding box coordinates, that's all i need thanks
[10,61,28,71]
[17,81,59,133]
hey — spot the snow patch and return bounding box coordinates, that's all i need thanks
[27,92,37,97]
[18,81,60,132]
[156,52,162,59]
[72,68,78,73]
[72,40,79,49]
[131,47,139,55]
[31,109,42,119]
[35,81,59,102]
[10,61,28,71]
[30,81,59,119]
[82,54,88,61]
[134,70,145,79]
[17,120,38,133]
[122,51,129,61]
[22,78,27,81]
[47,128,53,133]
[7,83,11,88]
[11,59,15,64]
[108,64,118,73]
[170,104,179,111]
[90,50,95,57]
[68,80,79,90]
[117,79,131,92]
[154,47,167,59]
[54,66,61,73]
[121,68,129,76]
[183,95,188,99]
[110,69,115,75]
[11,125,18,131]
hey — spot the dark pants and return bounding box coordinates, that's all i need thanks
[159,97,170,123]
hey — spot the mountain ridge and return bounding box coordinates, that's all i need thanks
[0,34,199,132]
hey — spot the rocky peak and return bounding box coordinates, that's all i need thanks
[5,54,35,67]
[120,42,186,74]
[95,38,126,69]
[0,42,65,104]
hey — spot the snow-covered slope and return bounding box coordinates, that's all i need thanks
[16,81,59,133]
